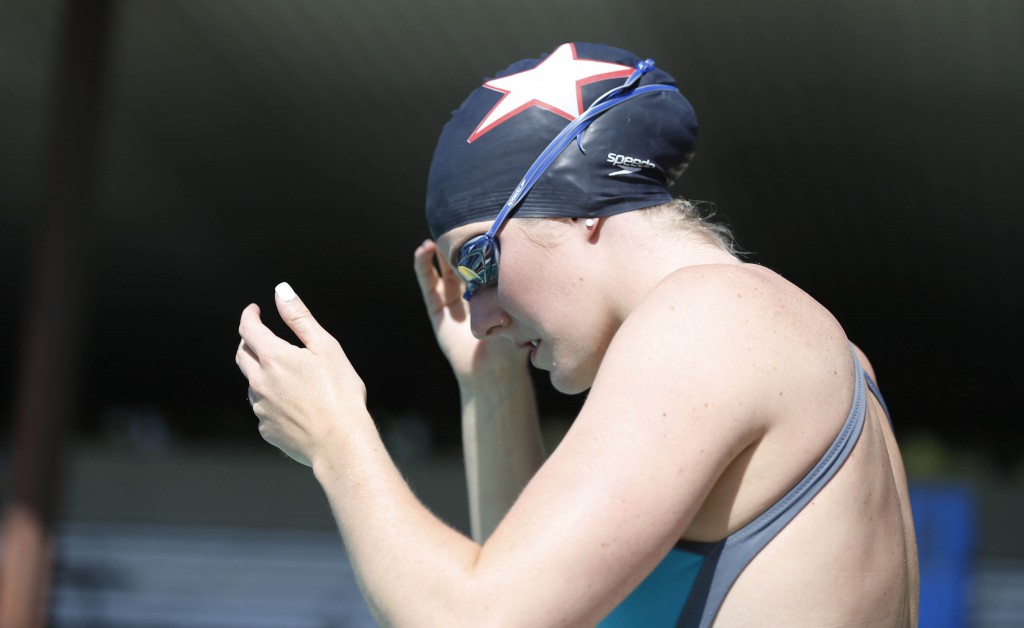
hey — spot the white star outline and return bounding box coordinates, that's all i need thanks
[467,43,634,143]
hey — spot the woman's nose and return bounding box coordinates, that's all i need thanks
[468,289,510,339]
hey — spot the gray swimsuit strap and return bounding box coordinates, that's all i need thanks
[675,348,869,627]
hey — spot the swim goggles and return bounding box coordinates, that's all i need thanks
[455,58,677,300]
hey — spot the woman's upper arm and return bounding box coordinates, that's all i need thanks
[466,274,774,626]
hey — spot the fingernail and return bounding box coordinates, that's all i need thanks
[275,282,297,302]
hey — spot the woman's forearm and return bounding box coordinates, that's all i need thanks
[459,365,544,542]
[310,411,483,627]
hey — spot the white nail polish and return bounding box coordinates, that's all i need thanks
[275,282,297,302]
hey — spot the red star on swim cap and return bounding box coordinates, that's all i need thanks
[426,43,698,239]
[467,43,634,143]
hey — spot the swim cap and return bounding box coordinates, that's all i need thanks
[425,42,698,240]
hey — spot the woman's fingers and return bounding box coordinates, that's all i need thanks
[413,242,444,312]
[436,245,465,300]
[274,282,329,352]
[236,338,260,375]
[238,303,286,359]
[414,240,464,319]
[413,240,441,296]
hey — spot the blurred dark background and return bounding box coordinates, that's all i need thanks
[2,0,1020,460]
[0,0,1021,624]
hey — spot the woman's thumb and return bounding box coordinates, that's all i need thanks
[275,282,322,348]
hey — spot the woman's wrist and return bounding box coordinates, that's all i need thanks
[308,408,377,481]
[456,359,532,397]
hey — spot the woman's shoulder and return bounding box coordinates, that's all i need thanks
[632,262,816,328]
[611,262,852,390]
[650,261,798,300]
[643,262,840,330]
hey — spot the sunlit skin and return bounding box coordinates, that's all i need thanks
[436,217,743,394]
[438,218,619,393]
[236,211,919,627]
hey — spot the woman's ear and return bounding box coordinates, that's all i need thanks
[570,217,600,228]
[563,217,602,243]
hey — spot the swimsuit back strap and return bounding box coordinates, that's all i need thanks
[675,346,870,627]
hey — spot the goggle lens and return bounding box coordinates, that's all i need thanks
[456,235,500,299]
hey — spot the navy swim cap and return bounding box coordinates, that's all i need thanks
[426,42,698,240]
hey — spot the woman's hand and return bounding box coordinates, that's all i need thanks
[236,283,367,467]
[413,240,528,380]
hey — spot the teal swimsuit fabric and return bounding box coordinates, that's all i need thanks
[597,348,886,627]
[597,548,705,627]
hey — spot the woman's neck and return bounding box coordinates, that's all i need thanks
[597,214,742,320]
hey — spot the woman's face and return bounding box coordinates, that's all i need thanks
[437,218,616,394]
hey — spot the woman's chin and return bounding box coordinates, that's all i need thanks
[547,365,593,396]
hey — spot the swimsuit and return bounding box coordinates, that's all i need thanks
[598,348,888,627]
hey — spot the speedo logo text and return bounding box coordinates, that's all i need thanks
[606,152,658,174]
